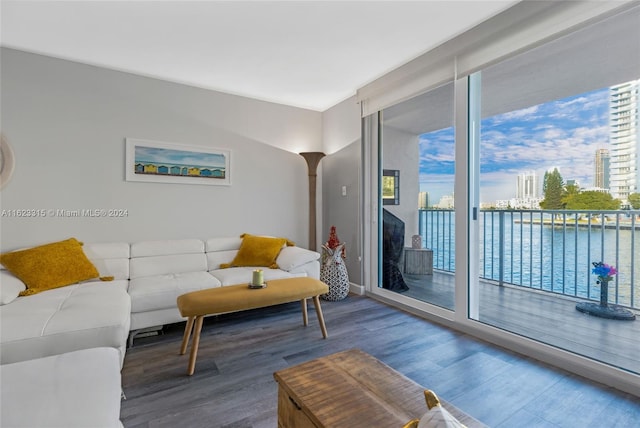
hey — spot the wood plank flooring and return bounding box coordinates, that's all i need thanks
[401,272,640,374]
[120,295,640,428]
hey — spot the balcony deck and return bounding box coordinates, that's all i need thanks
[401,271,640,374]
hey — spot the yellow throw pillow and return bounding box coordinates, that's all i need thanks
[225,234,291,269]
[0,238,100,296]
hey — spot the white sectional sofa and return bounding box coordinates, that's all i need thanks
[0,347,124,428]
[127,236,319,340]
[0,235,320,427]
[1,235,320,363]
[0,241,132,366]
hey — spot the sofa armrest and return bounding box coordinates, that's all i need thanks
[276,246,320,272]
[289,260,320,280]
[0,348,123,428]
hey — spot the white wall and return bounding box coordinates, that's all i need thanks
[0,48,322,250]
[322,96,360,155]
[321,142,361,285]
[381,126,419,246]
[321,96,362,284]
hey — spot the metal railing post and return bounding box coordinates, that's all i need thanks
[499,211,504,286]
[416,208,637,310]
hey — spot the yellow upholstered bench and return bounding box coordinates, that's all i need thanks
[177,277,329,375]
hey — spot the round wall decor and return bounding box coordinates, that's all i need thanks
[0,135,15,190]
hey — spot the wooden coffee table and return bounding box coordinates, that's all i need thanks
[273,349,486,428]
[177,277,329,375]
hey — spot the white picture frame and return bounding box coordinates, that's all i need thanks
[125,138,231,186]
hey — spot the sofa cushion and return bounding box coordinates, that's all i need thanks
[130,253,209,279]
[129,239,208,279]
[207,249,239,270]
[210,266,305,286]
[0,238,99,296]
[0,347,123,428]
[128,271,221,313]
[222,234,289,269]
[276,246,320,271]
[83,242,130,280]
[0,270,26,305]
[0,280,131,365]
[130,239,204,258]
[205,237,242,270]
[205,236,243,252]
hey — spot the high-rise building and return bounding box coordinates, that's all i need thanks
[594,148,610,189]
[609,79,639,202]
[516,171,538,199]
[435,194,454,209]
[418,192,429,209]
[566,179,580,188]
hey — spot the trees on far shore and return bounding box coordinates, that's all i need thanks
[540,168,627,210]
[563,191,620,210]
[540,168,564,209]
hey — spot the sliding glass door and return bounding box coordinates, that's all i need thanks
[376,83,456,311]
[365,5,639,379]
[469,8,640,375]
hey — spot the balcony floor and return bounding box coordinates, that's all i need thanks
[400,271,640,375]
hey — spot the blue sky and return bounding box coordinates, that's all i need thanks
[418,87,610,205]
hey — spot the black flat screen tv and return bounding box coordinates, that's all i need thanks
[382,209,408,291]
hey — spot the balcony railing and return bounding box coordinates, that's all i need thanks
[418,209,639,310]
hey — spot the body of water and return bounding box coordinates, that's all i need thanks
[419,210,640,309]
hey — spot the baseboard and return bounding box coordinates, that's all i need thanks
[349,282,365,296]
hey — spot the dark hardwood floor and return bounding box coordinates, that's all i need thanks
[120,295,640,428]
[401,272,640,374]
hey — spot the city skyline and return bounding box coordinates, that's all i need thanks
[418,84,616,205]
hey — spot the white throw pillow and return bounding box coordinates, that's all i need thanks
[0,270,26,305]
[276,246,320,271]
[417,406,466,428]
[414,390,466,428]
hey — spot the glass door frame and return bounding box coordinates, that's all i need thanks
[363,90,462,323]
[362,74,640,397]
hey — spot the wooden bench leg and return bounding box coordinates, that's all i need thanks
[301,298,308,326]
[312,295,328,338]
[180,316,195,355]
[187,316,204,376]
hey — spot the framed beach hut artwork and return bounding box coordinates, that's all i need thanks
[125,139,231,186]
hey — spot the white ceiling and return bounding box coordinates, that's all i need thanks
[0,1,519,112]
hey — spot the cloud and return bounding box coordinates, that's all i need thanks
[542,128,565,140]
[419,86,612,201]
[418,128,455,174]
[499,105,540,120]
